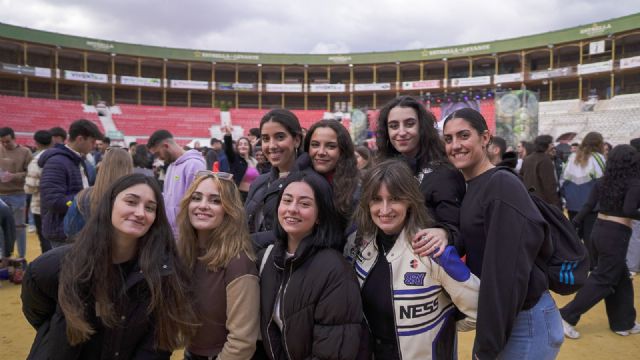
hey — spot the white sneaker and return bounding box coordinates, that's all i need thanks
[630,271,637,278]
[614,322,640,336]
[562,319,580,339]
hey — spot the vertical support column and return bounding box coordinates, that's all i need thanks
[349,64,354,109]
[211,62,215,108]
[468,57,472,77]
[281,65,285,108]
[258,64,263,110]
[443,59,449,95]
[304,65,308,110]
[23,43,28,97]
[419,62,424,97]
[549,47,554,101]
[396,61,401,97]
[83,51,88,103]
[163,59,167,107]
[188,62,192,107]
[610,37,616,99]
[234,63,239,109]
[373,64,377,109]
[55,49,59,100]
[111,54,116,105]
[327,65,331,112]
[137,58,142,105]
[578,41,583,100]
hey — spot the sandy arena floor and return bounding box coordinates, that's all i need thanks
[1,234,639,359]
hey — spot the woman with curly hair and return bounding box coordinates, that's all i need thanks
[560,144,640,339]
[22,173,197,359]
[303,120,359,234]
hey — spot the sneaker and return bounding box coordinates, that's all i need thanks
[630,271,637,278]
[28,225,36,233]
[562,319,581,339]
[614,322,640,336]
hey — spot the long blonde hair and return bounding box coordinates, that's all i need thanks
[177,174,255,272]
[77,148,133,215]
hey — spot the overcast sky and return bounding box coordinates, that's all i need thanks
[0,0,638,54]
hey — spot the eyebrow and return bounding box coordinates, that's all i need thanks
[124,193,157,205]
[282,193,315,201]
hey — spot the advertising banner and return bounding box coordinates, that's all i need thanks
[401,80,441,90]
[493,73,523,84]
[64,70,108,83]
[266,83,303,92]
[620,56,640,69]
[217,82,234,90]
[589,40,606,55]
[309,83,346,92]
[170,79,209,90]
[354,83,391,91]
[529,70,549,80]
[120,76,162,87]
[577,60,613,75]
[232,82,257,91]
[0,63,35,76]
[450,76,491,87]
[35,67,52,78]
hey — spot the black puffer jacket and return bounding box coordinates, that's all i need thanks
[21,245,172,360]
[259,237,362,360]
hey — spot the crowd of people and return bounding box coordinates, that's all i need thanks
[0,94,639,359]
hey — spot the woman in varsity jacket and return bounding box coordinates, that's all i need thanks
[350,159,479,360]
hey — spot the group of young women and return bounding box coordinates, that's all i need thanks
[20,95,639,359]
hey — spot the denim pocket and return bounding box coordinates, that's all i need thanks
[543,306,564,348]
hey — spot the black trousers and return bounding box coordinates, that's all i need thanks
[569,210,598,270]
[560,219,636,331]
[33,214,51,253]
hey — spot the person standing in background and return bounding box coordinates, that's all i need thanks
[24,130,53,253]
[520,135,562,208]
[0,127,33,259]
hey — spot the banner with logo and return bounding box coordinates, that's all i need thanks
[233,82,257,91]
[0,62,35,76]
[120,76,162,87]
[35,67,52,78]
[589,40,606,55]
[620,56,640,69]
[353,83,391,91]
[309,83,346,92]
[493,73,523,84]
[450,76,491,88]
[64,70,109,83]
[401,80,441,90]
[170,79,209,90]
[577,60,613,75]
[266,83,303,92]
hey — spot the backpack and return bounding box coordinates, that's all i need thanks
[498,167,589,295]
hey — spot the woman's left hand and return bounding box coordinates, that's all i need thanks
[412,228,448,258]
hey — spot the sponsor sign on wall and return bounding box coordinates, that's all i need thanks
[309,83,346,92]
[64,70,108,83]
[450,76,491,88]
[577,60,613,75]
[232,83,257,91]
[354,83,391,91]
[493,73,523,84]
[265,83,303,92]
[120,76,162,87]
[620,56,640,69]
[401,80,441,90]
[170,79,209,90]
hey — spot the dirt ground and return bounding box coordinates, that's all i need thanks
[2,234,639,359]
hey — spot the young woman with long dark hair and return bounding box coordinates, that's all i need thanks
[442,108,563,359]
[560,144,640,339]
[221,126,260,202]
[376,96,465,257]
[258,170,362,359]
[352,159,479,359]
[21,173,197,359]
[177,171,259,359]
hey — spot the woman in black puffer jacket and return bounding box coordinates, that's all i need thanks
[258,170,362,360]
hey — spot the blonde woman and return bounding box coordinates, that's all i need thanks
[63,148,133,238]
[177,171,259,360]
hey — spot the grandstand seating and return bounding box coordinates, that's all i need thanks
[112,104,220,138]
[0,95,102,145]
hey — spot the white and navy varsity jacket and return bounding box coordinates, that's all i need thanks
[352,229,480,359]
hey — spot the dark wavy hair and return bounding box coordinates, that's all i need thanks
[376,96,448,170]
[58,173,197,350]
[273,169,343,251]
[599,144,640,211]
[303,120,358,222]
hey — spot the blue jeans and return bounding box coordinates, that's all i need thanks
[495,291,564,359]
[0,194,27,258]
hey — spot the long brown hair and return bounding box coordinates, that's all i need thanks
[354,159,434,244]
[77,148,133,215]
[58,174,197,349]
[177,174,255,272]
[575,132,604,167]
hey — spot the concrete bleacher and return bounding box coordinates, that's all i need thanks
[112,104,220,139]
[0,95,102,145]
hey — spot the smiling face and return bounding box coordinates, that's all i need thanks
[278,181,318,245]
[111,183,157,243]
[308,127,340,174]
[387,106,420,158]
[188,178,225,239]
[443,117,491,179]
[236,138,251,157]
[369,183,408,235]
[261,120,300,172]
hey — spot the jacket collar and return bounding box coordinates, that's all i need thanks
[272,233,318,270]
[360,228,411,262]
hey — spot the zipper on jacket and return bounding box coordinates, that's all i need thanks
[281,261,294,360]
